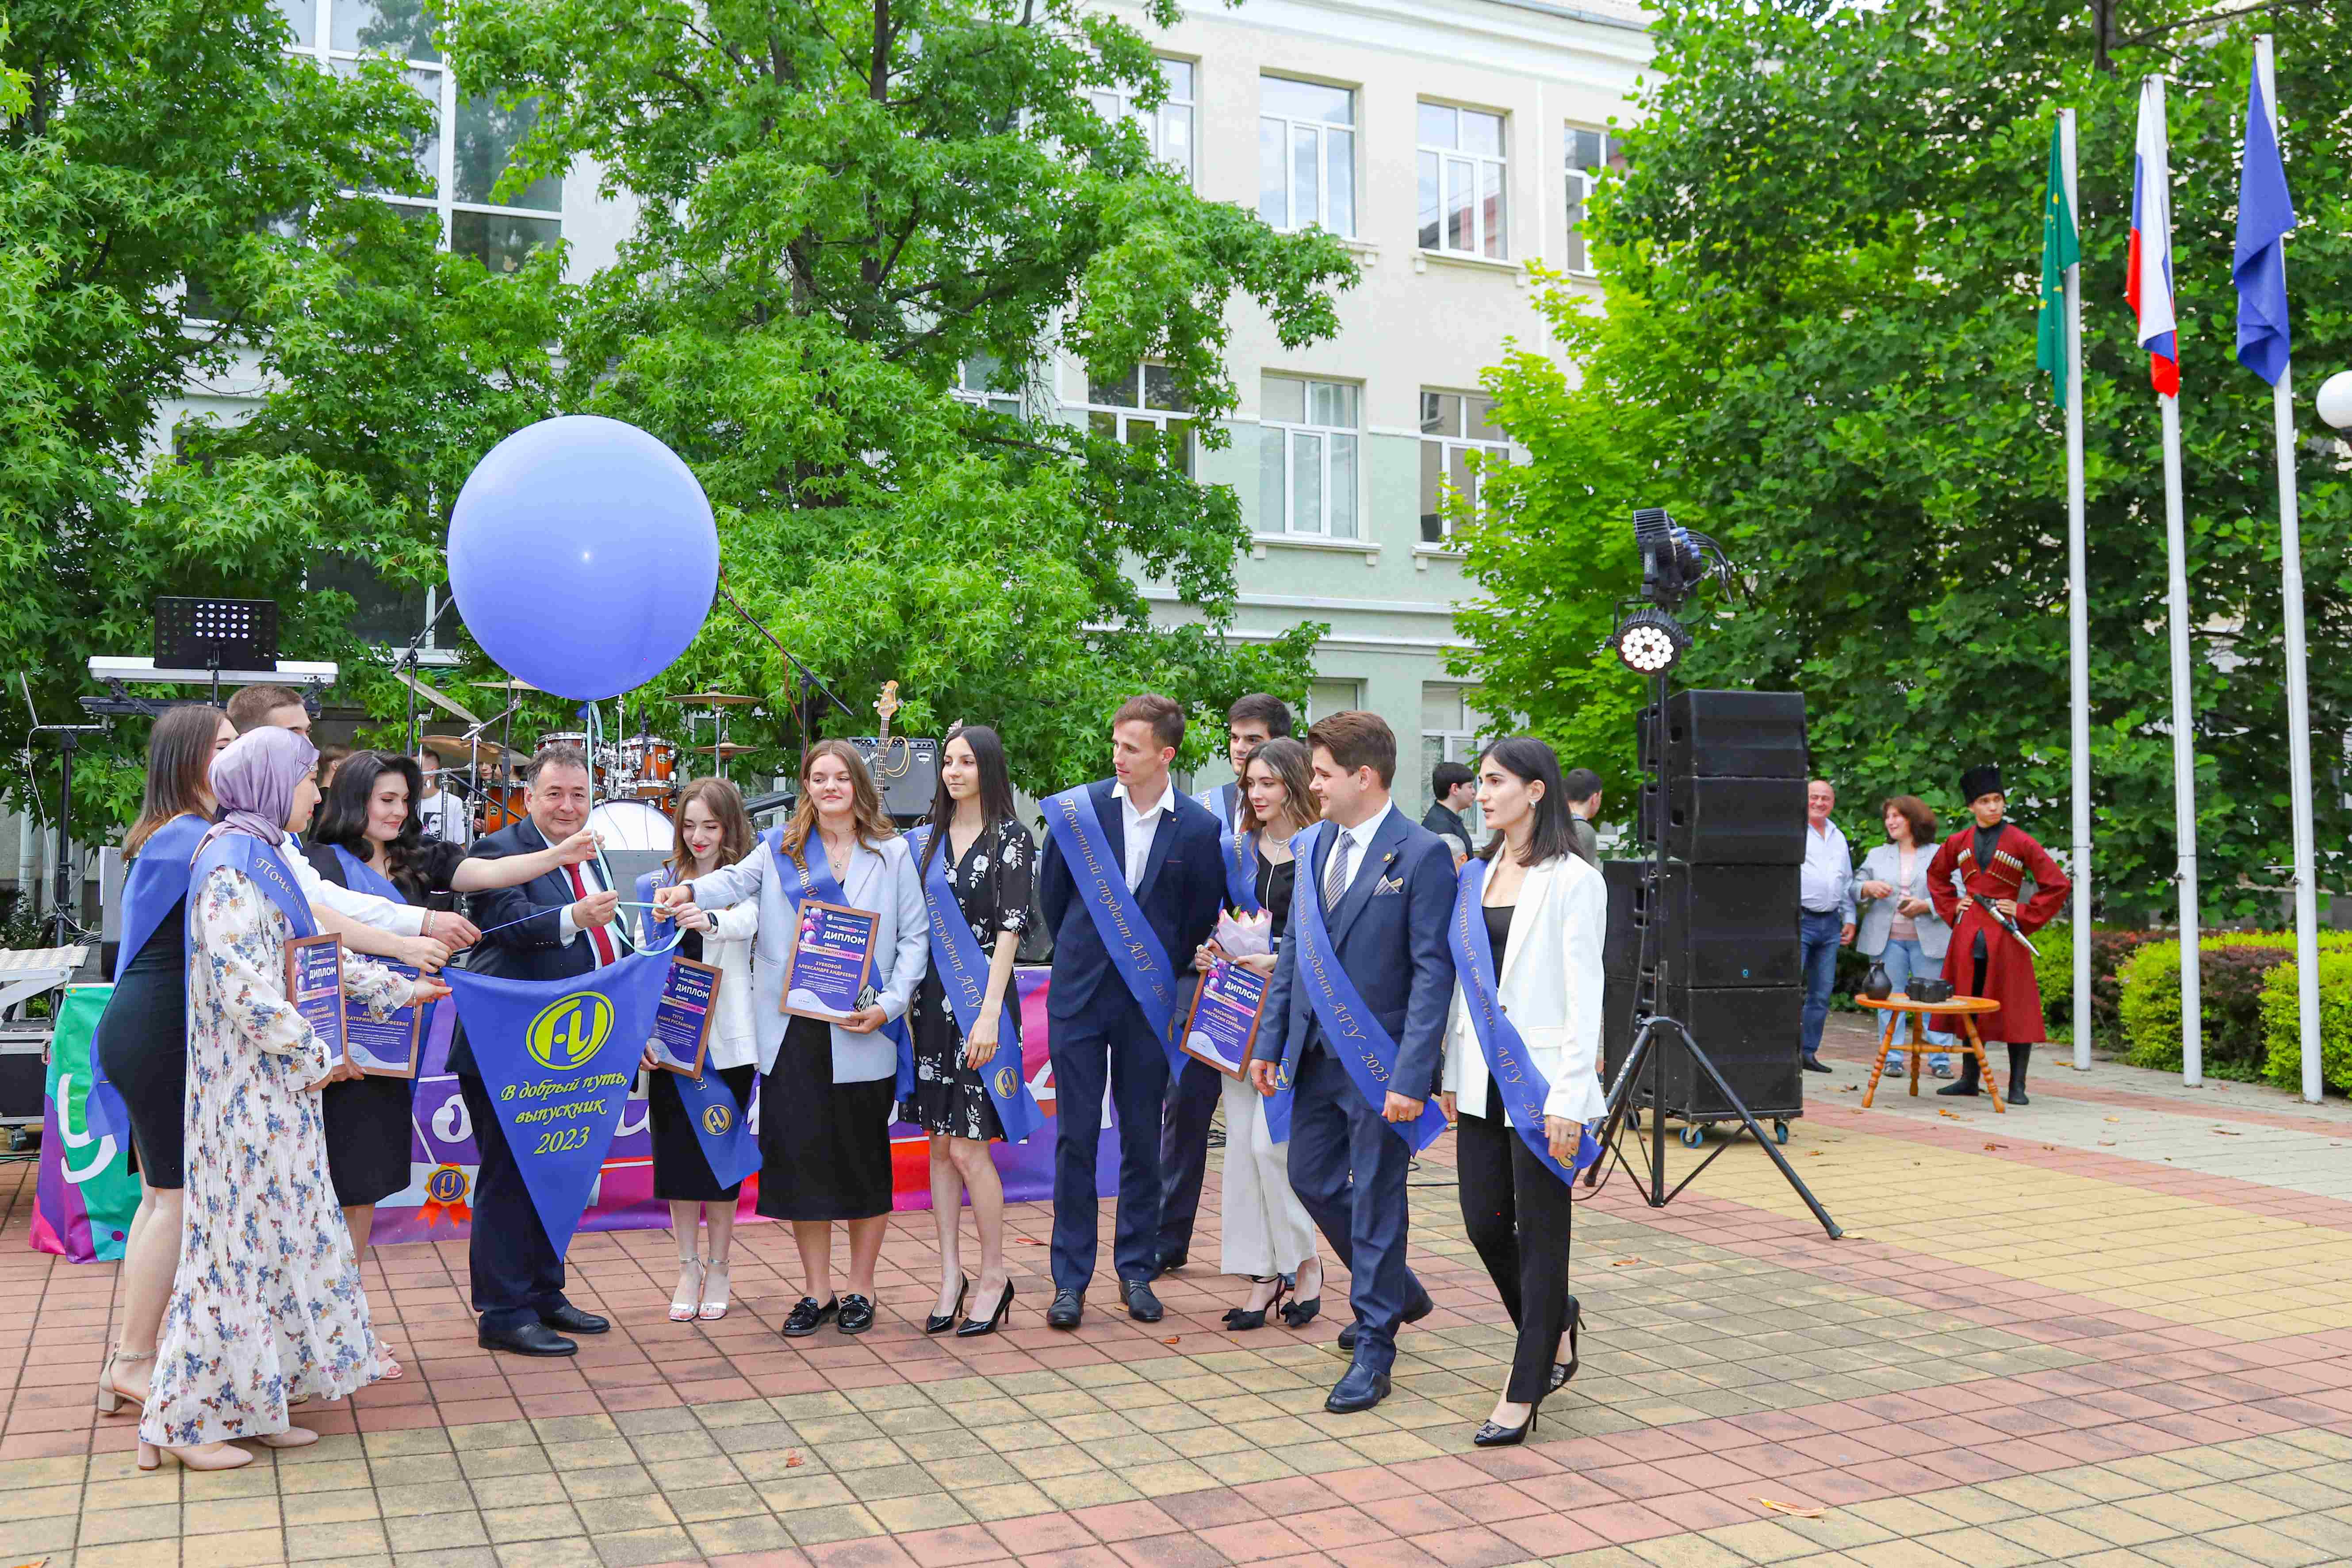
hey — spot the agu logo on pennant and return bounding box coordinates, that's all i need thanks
[701,1104,733,1136]
[525,991,613,1071]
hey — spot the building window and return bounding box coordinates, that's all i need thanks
[954,355,1023,418]
[1258,78,1356,237]
[1308,679,1363,722]
[1421,685,1487,833]
[1260,376,1360,539]
[1419,391,1509,544]
[1563,126,1622,276]
[1417,104,1507,259]
[279,0,563,271]
[1090,58,1195,182]
[1077,364,1191,477]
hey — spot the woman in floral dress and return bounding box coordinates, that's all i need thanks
[140,727,445,1472]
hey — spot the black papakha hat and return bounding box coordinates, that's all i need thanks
[1960,764,2003,804]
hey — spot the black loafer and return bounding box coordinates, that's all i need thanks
[1325,1362,1391,1414]
[480,1320,577,1357]
[781,1296,838,1338]
[1046,1288,1084,1330]
[1156,1251,1189,1274]
[539,1303,608,1335]
[837,1293,877,1335]
[1122,1280,1164,1323]
[1801,1055,1832,1073]
[1337,1289,1433,1352]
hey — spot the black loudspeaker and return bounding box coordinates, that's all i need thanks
[1610,862,1801,987]
[1639,690,1808,779]
[1606,985,1803,1123]
[1602,859,1644,979]
[1639,774,1807,865]
[850,736,941,821]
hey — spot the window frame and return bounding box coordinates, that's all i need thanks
[1088,56,1197,184]
[1418,390,1510,547]
[1258,77,1358,238]
[1562,125,1618,277]
[1260,374,1362,541]
[1072,363,1193,477]
[1416,102,1509,260]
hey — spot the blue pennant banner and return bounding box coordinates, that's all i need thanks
[444,952,671,1255]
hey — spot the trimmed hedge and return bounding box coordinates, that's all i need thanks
[2118,931,2352,1081]
[2260,955,2352,1093]
[2031,924,2161,1042]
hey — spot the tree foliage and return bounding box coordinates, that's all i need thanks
[1453,0,2350,919]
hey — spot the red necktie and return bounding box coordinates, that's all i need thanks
[567,861,618,967]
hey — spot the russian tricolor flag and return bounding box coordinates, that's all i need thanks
[2128,77,2180,396]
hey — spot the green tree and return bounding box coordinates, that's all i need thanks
[421,0,1351,789]
[1454,0,2351,919]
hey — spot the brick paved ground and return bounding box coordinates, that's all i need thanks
[5,1012,2352,1568]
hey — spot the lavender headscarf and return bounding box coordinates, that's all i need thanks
[197,726,318,854]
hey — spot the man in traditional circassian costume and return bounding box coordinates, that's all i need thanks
[1930,764,2069,1105]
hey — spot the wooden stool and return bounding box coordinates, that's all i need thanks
[1854,995,2005,1111]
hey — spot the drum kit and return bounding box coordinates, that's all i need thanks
[417,685,764,851]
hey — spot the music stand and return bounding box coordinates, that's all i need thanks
[153,597,279,706]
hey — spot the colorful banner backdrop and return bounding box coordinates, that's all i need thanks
[31,985,141,1263]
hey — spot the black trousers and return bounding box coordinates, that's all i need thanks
[457,1071,570,1334]
[1456,1079,1574,1403]
[1155,1053,1224,1264]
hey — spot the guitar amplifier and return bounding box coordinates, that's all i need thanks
[849,736,941,822]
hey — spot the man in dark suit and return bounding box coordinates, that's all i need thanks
[1038,694,1226,1329]
[1249,711,1456,1413]
[456,745,626,1357]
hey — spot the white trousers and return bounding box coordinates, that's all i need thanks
[1216,1070,1318,1278]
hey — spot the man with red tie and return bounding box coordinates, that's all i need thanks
[455,745,626,1356]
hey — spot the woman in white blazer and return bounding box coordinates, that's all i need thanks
[635,778,762,1323]
[659,740,928,1338]
[1440,736,1605,1448]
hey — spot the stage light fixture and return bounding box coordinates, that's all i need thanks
[1612,605,1689,675]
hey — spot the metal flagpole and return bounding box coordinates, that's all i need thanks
[2252,37,2321,1103]
[2062,106,2092,1073]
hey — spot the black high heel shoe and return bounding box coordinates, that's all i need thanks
[925,1277,970,1335]
[1546,1296,1582,1394]
[1474,1401,1541,1447]
[957,1280,1015,1337]
[1222,1276,1288,1331]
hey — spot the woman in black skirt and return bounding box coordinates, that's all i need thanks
[92,704,235,1414]
[903,725,1034,1336]
[633,777,759,1322]
[303,751,596,1368]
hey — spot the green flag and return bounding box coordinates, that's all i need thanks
[2037,115,2081,407]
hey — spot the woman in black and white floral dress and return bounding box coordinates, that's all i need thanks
[902,726,1034,1335]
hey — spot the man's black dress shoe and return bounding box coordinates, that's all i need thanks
[1122,1280,1164,1323]
[837,1293,877,1335]
[1801,1055,1832,1073]
[1324,1362,1391,1414]
[540,1303,608,1335]
[1046,1288,1085,1330]
[1337,1289,1433,1352]
[1156,1251,1188,1275]
[781,1296,838,1338]
[480,1320,577,1357]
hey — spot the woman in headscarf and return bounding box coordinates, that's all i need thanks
[138,728,447,1473]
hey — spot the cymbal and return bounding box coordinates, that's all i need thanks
[393,670,482,725]
[470,677,541,693]
[694,742,759,758]
[668,691,759,706]
[418,735,512,767]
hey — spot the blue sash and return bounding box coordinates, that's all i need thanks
[1041,786,1185,1073]
[91,814,209,1141]
[1223,831,1262,914]
[1285,823,1449,1152]
[908,828,1040,1145]
[766,827,916,1095]
[190,831,319,945]
[634,864,758,1185]
[1449,859,1601,1186]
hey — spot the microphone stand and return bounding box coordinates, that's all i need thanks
[713,578,857,759]
[399,593,457,755]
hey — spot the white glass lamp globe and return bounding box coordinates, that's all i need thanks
[2317,371,2352,432]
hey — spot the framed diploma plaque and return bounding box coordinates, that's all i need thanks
[648,957,723,1076]
[285,933,347,1080]
[780,899,881,1022]
[1182,960,1268,1078]
[344,961,425,1078]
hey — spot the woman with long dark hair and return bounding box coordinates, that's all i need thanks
[1438,736,1605,1447]
[92,704,235,1417]
[633,776,760,1321]
[903,725,1037,1336]
[302,750,596,1365]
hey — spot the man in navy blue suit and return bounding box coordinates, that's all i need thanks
[1037,694,1226,1328]
[456,746,627,1357]
[1249,711,1456,1413]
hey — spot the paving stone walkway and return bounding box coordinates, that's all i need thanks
[4,1013,2351,1568]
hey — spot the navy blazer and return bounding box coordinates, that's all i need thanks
[1250,804,1458,1101]
[1037,779,1226,1024]
[447,817,602,1077]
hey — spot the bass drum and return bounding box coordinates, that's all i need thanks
[588,798,675,853]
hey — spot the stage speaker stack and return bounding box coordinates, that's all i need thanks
[1605,690,1808,1130]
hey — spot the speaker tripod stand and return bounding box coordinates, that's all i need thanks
[1582,667,1843,1241]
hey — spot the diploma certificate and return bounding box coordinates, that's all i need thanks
[344,961,424,1078]
[1182,960,1268,1078]
[780,899,881,1022]
[647,957,722,1076]
[285,933,346,1083]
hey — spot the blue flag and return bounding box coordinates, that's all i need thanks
[444,953,671,1256]
[2234,63,2295,385]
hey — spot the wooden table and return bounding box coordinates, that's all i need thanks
[1854,995,2006,1111]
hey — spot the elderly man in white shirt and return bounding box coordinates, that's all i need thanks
[1799,778,1856,1073]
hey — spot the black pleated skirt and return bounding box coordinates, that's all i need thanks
[323,1073,418,1207]
[755,1016,895,1222]
[92,943,188,1191]
[648,1062,759,1201]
